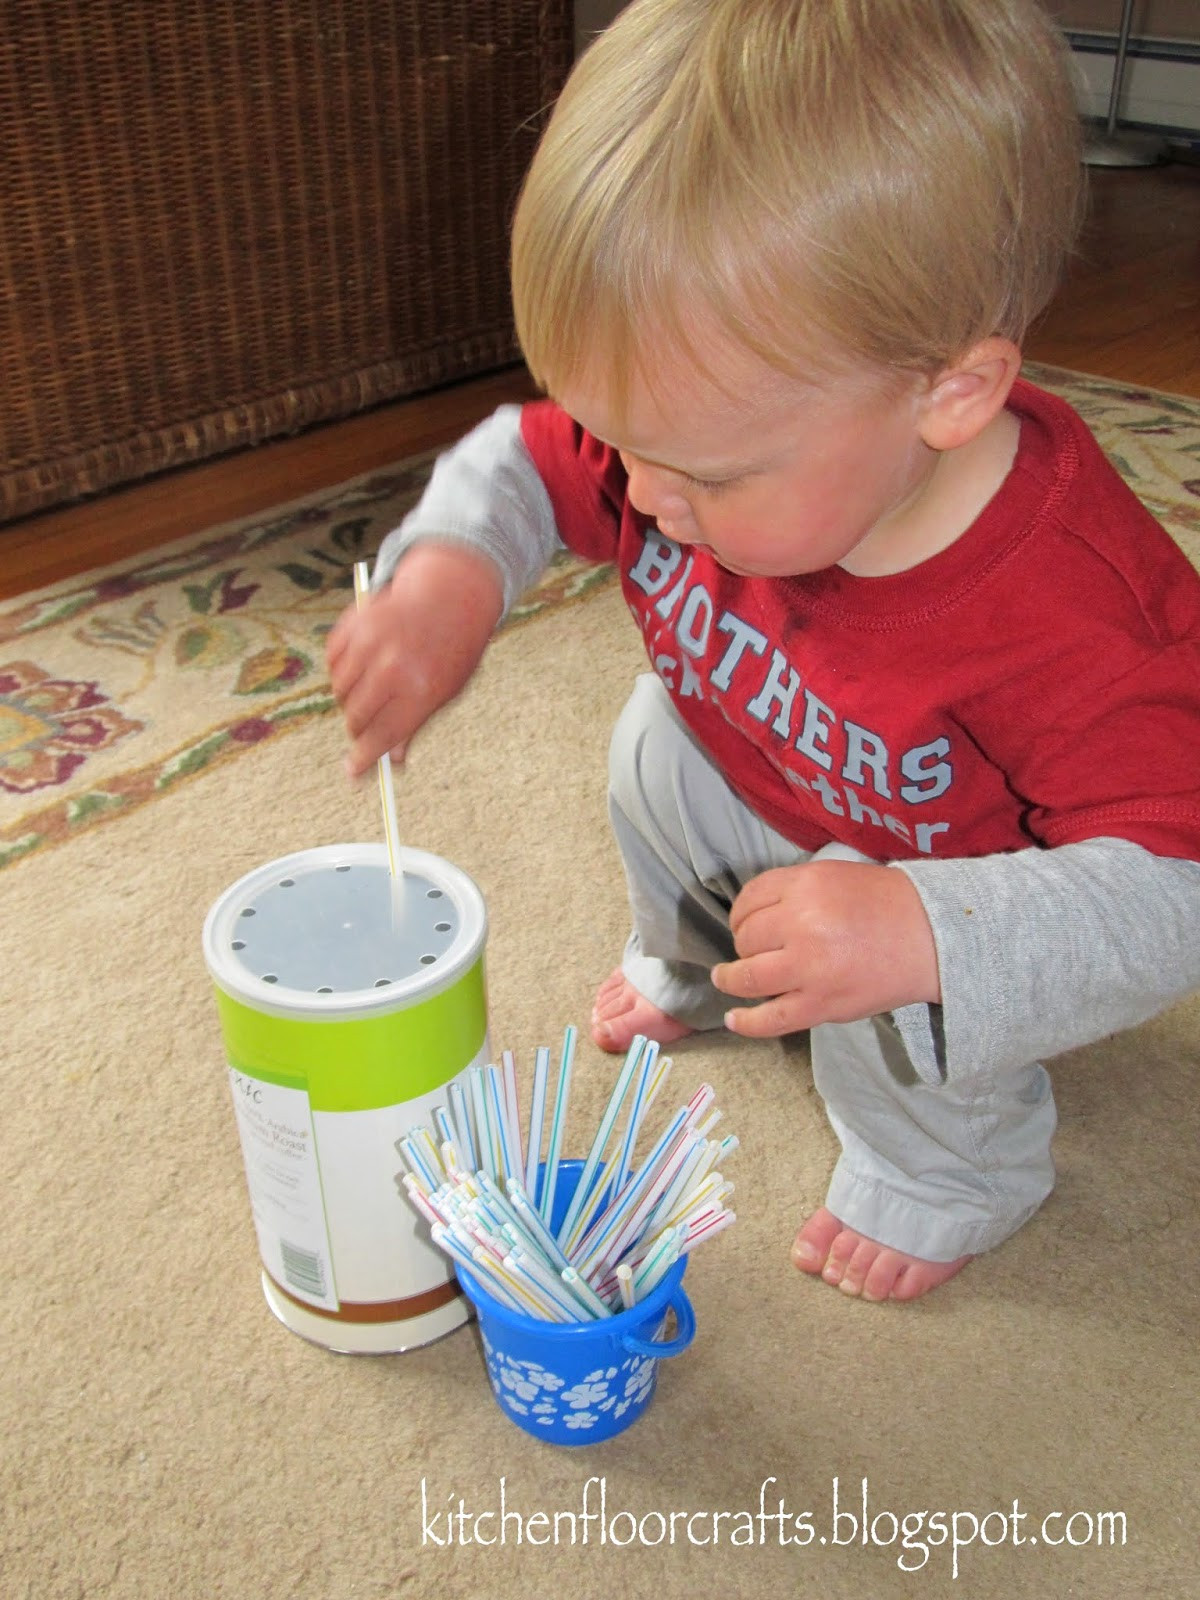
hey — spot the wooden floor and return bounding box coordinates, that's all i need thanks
[1024,159,1200,393]
[3,161,1198,600]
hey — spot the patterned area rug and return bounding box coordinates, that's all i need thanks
[2,362,1199,871]
[5,362,1200,1600]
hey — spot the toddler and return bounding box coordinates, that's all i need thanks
[328,0,1200,1301]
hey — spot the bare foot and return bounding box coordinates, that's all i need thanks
[590,969,695,1055]
[792,1207,972,1302]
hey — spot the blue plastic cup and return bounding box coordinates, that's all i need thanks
[455,1160,695,1445]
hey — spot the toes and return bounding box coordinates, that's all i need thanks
[820,1228,862,1288]
[589,977,646,1054]
[888,1264,925,1303]
[591,970,633,1023]
[793,1211,973,1303]
[590,973,695,1054]
[831,1237,893,1296]
[791,1208,843,1274]
[889,1255,972,1302]
[859,1249,909,1302]
[589,1017,626,1054]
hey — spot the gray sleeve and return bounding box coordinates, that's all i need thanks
[371,404,565,618]
[889,837,1200,1086]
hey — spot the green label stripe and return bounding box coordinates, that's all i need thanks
[214,959,487,1111]
[227,1061,306,1093]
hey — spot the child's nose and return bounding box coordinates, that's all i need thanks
[621,454,690,522]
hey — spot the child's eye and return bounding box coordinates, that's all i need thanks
[681,472,739,496]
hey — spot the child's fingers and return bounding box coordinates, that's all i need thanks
[723,994,810,1039]
[728,898,796,965]
[337,628,416,738]
[324,600,362,668]
[710,950,789,999]
[326,616,377,706]
[327,647,361,706]
[342,687,413,773]
[727,869,789,937]
[346,729,408,780]
[343,689,409,772]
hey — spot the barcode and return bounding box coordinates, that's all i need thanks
[280,1238,327,1298]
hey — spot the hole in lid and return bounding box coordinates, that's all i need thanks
[420,954,436,965]
[317,986,333,995]
[240,907,256,917]
[263,974,279,984]
[232,940,246,951]
[374,978,391,988]
[426,888,443,899]
[434,921,452,933]
[336,865,352,873]
[279,878,295,887]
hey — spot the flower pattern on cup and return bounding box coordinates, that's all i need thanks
[482,1345,662,1434]
[499,1367,541,1403]
[561,1379,610,1410]
[625,1361,656,1403]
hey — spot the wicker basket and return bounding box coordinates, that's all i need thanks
[0,1,573,522]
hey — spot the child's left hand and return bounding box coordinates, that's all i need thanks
[711,860,941,1037]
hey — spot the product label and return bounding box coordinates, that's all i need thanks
[228,1067,339,1311]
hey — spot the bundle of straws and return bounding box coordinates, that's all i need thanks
[397,1026,737,1321]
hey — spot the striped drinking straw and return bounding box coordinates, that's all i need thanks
[538,1024,576,1226]
[400,1025,738,1320]
[524,1045,551,1199]
[556,1034,646,1247]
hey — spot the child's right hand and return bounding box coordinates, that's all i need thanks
[712,858,941,1037]
[325,542,505,778]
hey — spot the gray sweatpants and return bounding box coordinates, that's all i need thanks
[609,673,1057,1261]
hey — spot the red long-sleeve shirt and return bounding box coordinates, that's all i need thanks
[521,379,1200,861]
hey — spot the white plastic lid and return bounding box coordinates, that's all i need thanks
[202,843,487,1019]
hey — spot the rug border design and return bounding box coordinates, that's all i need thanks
[0,552,617,871]
[3,365,1197,872]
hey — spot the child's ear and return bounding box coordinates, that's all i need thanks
[917,338,1022,451]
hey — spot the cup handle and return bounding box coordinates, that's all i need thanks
[620,1285,695,1359]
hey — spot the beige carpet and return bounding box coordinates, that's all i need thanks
[3,365,1198,1599]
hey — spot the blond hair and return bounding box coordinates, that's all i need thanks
[511,0,1084,405]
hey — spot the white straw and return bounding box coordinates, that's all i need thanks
[681,1209,736,1253]
[616,1263,636,1311]
[632,1229,683,1298]
[506,1182,573,1273]
[644,1050,674,1112]
[642,1132,707,1236]
[614,1039,658,1194]
[539,1026,576,1226]
[560,1147,623,1259]
[477,1248,562,1319]
[487,1064,518,1183]
[433,1105,457,1153]
[402,1034,738,1322]
[557,1034,646,1247]
[352,561,405,890]
[469,1067,494,1182]
[524,1046,550,1199]
[508,1249,592,1321]
[397,1135,439,1191]
[576,1106,691,1279]
[501,1050,522,1181]
[560,1265,613,1320]
[492,1250,573,1321]
[403,1174,440,1229]
[449,1080,477,1172]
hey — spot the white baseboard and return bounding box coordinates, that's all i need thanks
[1067,35,1200,138]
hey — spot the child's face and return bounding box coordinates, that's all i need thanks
[554,343,939,578]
